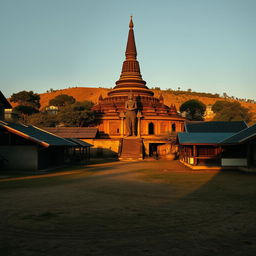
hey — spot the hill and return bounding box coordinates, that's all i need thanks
[9,87,256,122]
[39,87,109,109]
[39,87,256,113]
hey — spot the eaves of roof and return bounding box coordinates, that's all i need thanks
[2,124,50,147]
[185,121,248,133]
[178,132,236,145]
[0,121,77,147]
[220,123,256,145]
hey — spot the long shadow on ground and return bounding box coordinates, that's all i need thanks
[0,160,255,256]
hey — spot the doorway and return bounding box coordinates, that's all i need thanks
[149,143,165,156]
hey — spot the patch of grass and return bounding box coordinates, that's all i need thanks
[0,168,95,190]
[1,160,256,256]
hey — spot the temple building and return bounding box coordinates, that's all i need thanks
[90,17,185,158]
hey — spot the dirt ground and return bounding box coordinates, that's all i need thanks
[0,160,256,256]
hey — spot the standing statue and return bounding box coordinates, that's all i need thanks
[125,93,137,136]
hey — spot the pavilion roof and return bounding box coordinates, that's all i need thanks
[0,121,76,147]
[66,138,92,147]
[220,123,256,145]
[178,132,235,145]
[42,127,98,139]
[185,121,247,133]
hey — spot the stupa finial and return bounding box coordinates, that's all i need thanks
[129,16,134,29]
[125,16,137,60]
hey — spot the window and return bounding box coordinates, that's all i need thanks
[171,123,176,132]
[148,122,154,135]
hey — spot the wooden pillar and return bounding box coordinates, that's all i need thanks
[193,145,197,166]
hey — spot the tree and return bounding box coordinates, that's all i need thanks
[13,105,39,121]
[10,91,40,109]
[222,92,228,98]
[26,112,57,127]
[49,94,76,107]
[212,100,229,113]
[180,99,206,121]
[57,101,96,127]
[212,100,253,122]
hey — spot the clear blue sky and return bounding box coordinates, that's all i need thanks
[0,0,255,100]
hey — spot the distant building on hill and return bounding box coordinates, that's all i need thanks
[45,105,59,115]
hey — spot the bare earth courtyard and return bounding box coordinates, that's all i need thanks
[0,160,256,256]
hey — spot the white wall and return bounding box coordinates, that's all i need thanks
[221,158,247,167]
[0,146,38,170]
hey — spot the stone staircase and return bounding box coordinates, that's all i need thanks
[119,138,143,161]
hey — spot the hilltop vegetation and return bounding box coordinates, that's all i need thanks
[37,87,256,110]
[9,86,256,124]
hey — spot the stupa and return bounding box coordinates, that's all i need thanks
[92,17,185,157]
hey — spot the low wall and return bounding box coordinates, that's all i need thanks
[82,139,120,158]
[0,146,38,170]
[82,138,171,158]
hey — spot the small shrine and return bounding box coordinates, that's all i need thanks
[91,17,185,158]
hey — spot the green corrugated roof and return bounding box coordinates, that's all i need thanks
[178,132,236,145]
[43,127,98,139]
[67,138,92,147]
[220,123,256,144]
[185,121,247,133]
[0,121,76,147]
